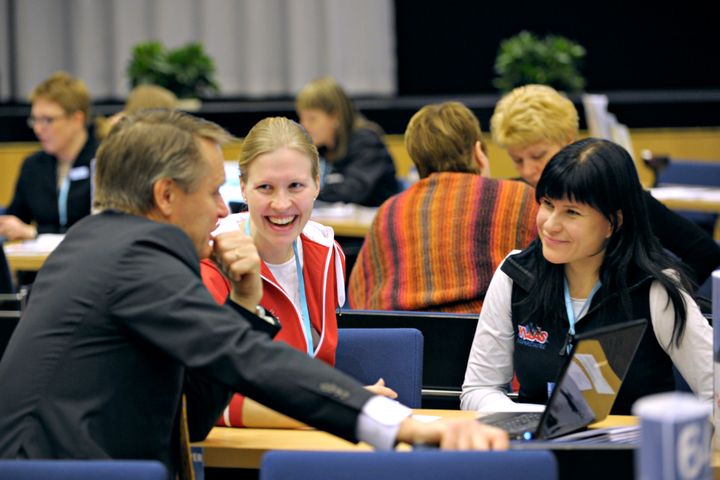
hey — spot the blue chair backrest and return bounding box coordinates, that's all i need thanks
[335,328,423,408]
[337,309,478,409]
[0,460,167,480]
[656,159,720,188]
[260,450,557,480]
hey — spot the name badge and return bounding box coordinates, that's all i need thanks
[68,166,90,181]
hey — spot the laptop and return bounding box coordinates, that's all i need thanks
[479,318,647,441]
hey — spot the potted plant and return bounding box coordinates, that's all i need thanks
[127,41,220,108]
[493,31,586,93]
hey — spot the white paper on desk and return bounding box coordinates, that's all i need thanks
[3,234,64,254]
[411,414,442,423]
[311,202,356,218]
[650,186,720,203]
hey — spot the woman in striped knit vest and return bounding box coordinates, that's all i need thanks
[348,101,538,313]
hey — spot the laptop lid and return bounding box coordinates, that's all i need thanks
[534,318,648,439]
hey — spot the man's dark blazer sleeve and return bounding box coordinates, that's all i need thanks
[110,231,374,443]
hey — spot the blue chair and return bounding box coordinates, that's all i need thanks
[260,450,558,480]
[335,328,423,408]
[337,309,479,409]
[656,159,720,188]
[0,460,167,480]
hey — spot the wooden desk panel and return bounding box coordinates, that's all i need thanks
[3,236,63,273]
[195,410,632,469]
[0,142,37,206]
[4,253,47,272]
[310,204,377,238]
[199,425,372,469]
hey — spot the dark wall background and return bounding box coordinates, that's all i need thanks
[394,1,719,94]
[2,3,718,140]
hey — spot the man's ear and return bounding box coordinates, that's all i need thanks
[152,178,176,218]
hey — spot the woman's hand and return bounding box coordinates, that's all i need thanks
[0,215,37,240]
[364,378,398,399]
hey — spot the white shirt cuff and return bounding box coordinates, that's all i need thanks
[356,396,412,450]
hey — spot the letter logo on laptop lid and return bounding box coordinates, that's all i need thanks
[482,318,648,440]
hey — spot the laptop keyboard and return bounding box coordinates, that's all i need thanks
[483,412,542,434]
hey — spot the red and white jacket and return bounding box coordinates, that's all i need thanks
[200,213,346,427]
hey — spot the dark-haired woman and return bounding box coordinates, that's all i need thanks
[461,138,712,415]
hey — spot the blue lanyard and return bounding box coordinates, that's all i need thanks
[245,221,315,357]
[562,278,601,354]
[292,240,315,357]
[58,176,70,229]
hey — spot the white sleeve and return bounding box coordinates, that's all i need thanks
[460,259,517,412]
[355,396,412,450]
[649,280,713,403]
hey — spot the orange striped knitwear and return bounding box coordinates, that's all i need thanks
[348,173,538,313]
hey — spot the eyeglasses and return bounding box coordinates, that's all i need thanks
[27,114,68,128]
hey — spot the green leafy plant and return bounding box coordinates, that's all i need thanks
[493,31,586,93]
[127,41,220,99]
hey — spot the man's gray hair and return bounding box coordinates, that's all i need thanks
[94,109,234,214]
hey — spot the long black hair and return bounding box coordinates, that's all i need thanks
[524,138,691,346]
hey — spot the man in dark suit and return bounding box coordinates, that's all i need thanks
[0,110,507,476]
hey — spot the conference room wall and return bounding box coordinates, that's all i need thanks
[1,0,395,103]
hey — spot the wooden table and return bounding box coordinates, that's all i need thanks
[198,413,720,479]
[194,410,633,470]
[1,203,377,275]
[3,251,48,272]
[2,235,64,272]
[310,204,377,238]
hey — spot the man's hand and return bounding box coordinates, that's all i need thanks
[212,227,262,311]
[0,215,37,241]
[396,417,509,451]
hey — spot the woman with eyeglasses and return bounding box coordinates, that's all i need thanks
[0,71,96,241]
